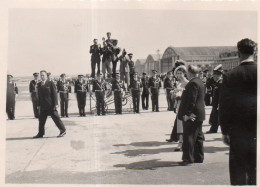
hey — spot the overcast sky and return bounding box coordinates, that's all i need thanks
[8,9,257,76]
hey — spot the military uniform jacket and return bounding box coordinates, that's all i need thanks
[129,80,142,93]
[141,77,149,95]
[177,77,205,122]
[92,80,107,92]
[148,77,162,91]
[29,80,39,93]
[164,77,175,94]
[219,61,257,136]
[112,79,125,92]
[37,80,58,110]
[74,80,88,93]
[128,60,135,74]
[57,80,71,94]
[6,81,18,107]
[90,44,101,60]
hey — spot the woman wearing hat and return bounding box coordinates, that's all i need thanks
[173,65,189,151]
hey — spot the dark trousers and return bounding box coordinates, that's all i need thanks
[76,92,86,116]
[166,91,174,110]
[95,91,105,115]
[91,58,101,78]
[141,93,149,109]
[208,107,219,132]
[132,91,140,113]
[112,60,117,78]
[6,106,15,120]
[31,93,39,118]
[151,93,159,112]
[38,109,66,136]
[60,93,69,117]
[182,121,204,162]
[114,91,122,114]
[170,118,179,141]
[229,131,256,185]
[205,93,211,106]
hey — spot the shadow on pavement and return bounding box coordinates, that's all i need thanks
[204,137,223,142]
[6,136,57,141]
[112,145,229,157]
[114,159,188,170]
[113,141,172,147]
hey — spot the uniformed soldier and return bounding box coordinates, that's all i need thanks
[47,72,52,81]
[148,70,161,112]
[6,74,18,120]
[129,72,142,113]
[90,39,102,78]
[92,73,107,115]
[112,72,126,114]
[141,72,149,110]
[74,74,88,116]
[127,53,135,85]
[29,72,40,118]
[206,64,223,133]
[164,71,175,111]
[119,49,130,86]
[57,73,71,117]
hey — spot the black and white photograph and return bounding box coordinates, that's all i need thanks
[2,1,258,186]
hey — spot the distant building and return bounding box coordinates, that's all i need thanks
[213,51,239,70]
[160,46,237,73]
[135,59,146,74]
[145,54,161,75]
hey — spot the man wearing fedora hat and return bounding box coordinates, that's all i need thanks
[29,72,40,118]
[6,74,18,120]
[206,64,223,134]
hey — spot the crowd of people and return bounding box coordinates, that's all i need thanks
[6,38,257,185]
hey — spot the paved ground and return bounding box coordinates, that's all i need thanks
[6,90,230,185]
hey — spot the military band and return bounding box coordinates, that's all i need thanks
[92,73,107,115]
[29,73,40,118]
[74,74,88,117]
[57,73,71,117]
[141,72,149,110]
[148,70,161,112]
[128,73,143,113]
[112,72,126,114]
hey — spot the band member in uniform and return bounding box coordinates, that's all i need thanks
[33,70,66,138]
[92,73,107,115]
[57,73,71,117]
[164,71,175,111]
[141,72,149,110]
[119,49,130,86]
[6,74,18,120]
[112,72,126,114]
[111,39,121,78]
[74,74,88,117]
[206,65,223,133]
[90,39,102,78]
[128,53,135,85]
[148,70,161,112]
[128,72,142,113]
[47,72,52,81]
[29,73,40,118]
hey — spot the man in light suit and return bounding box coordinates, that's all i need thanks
[219,38,257,185]
[33,70,66,138]
[178,65,205,164]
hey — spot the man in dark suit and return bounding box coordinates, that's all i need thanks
[178,65,205,164]
[33,70,66,138]
[6,74,18,120]
[29,73,40,118]
[219,38,257,185]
